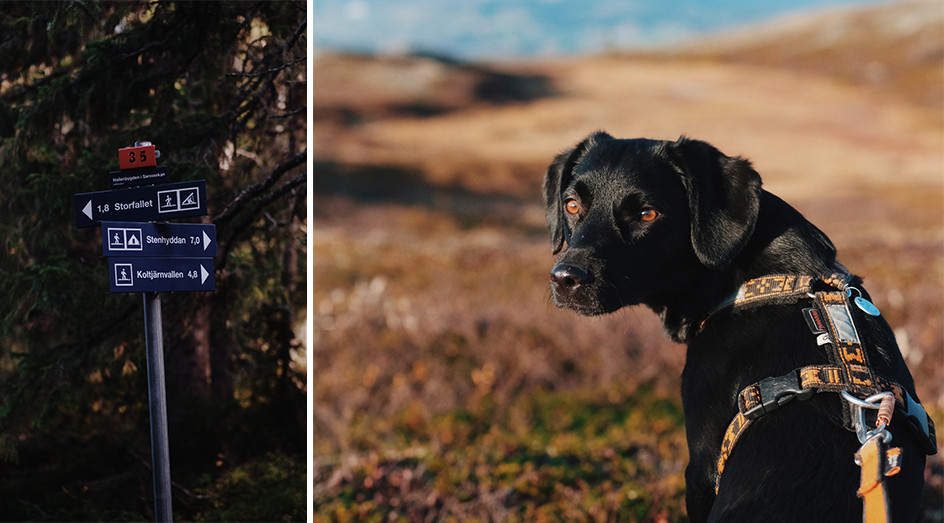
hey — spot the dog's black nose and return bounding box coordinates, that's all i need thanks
[550,264,589,290]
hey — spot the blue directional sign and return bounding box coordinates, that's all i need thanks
[108,257,215,293]
[74,180,207,228]
[102,221,217,258]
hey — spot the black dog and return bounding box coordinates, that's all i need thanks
[543,132,935,521]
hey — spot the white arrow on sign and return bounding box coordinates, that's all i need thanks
[203,231,211,251]
[200,264,210,284]
[82,200,93,220]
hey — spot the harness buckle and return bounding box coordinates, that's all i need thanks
[743,369,815,421]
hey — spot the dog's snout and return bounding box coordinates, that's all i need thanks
[550,263,589,290]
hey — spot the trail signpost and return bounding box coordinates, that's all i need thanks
[75,142,216,522]
[74,179,207,228]
[102,221,217,258]
[108,258,215,293]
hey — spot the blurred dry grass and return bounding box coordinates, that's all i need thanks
[314,1,943,519]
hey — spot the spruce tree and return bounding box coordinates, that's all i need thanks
[0,1,307,519]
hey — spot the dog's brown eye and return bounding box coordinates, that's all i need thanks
[640,209,659,222]
[565,199,581,215]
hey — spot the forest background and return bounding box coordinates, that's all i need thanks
[314,0,944,521]
[0,1,307,521]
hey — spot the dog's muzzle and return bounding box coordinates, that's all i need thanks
[550,263,589,292]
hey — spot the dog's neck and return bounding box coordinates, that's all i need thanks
[652,191,837,343]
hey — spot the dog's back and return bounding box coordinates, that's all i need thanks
[543,133,936,522]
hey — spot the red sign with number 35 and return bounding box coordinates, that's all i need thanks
[119,145,156,170]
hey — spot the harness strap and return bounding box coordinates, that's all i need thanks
[716,365,935,486]
[699,268,855,330]
[716,366,832,487]
[699,274,816,330]
[815,289,878,398]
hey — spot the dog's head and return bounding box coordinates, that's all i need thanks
[543,132,762,315]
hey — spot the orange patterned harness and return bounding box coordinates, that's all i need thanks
[701,269,937,521]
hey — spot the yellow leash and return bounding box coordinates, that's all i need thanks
[847,392,900,523]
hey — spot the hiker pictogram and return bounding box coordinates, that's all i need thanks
[114,263,134,286]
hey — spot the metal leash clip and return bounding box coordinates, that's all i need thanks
[842,391,895,446]
[845,391,903,480]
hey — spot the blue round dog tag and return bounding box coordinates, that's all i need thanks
[854,296,881,317]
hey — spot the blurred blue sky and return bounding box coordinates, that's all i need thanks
[313,0,894,60]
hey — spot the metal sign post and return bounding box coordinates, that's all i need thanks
[74,142,217,522]
[143,291,173,522]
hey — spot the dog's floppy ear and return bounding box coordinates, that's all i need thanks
[544,131,612,254]
[662,137,762,268]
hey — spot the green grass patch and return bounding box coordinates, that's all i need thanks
[314,384,688,522]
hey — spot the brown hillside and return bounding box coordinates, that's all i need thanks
[661,0,944,112]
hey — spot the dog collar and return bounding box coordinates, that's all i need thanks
[698,265,853,332]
